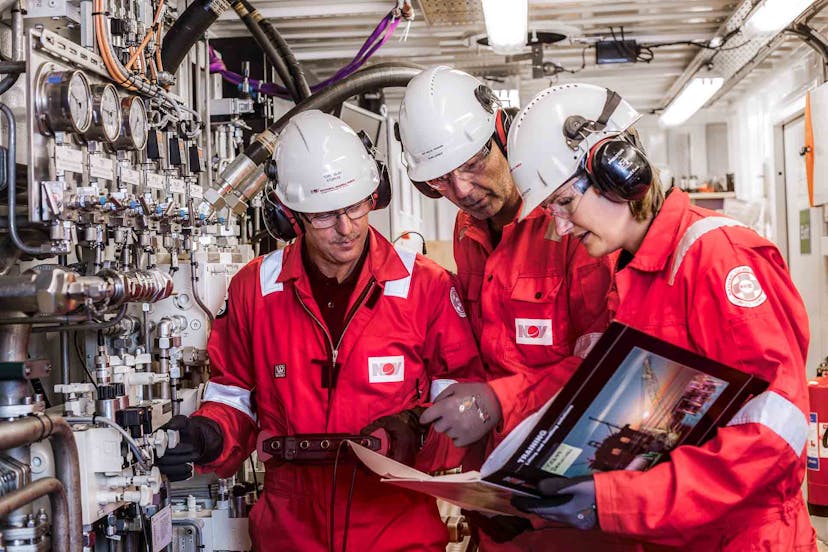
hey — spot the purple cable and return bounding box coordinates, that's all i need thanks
[210,11,401,98]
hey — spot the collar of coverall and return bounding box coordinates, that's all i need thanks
[277,226,413,286]
[621,187,687,274]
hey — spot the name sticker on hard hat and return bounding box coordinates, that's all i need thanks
[724,265,767,308]
[368,356,405,383]
[450,287,466,318]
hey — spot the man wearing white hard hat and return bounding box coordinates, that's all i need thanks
[158,110,484,551]
[507,83,816,551]
[398,66,620,549]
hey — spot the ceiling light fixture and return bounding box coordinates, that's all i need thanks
[480,0,528,55]
[660,76,724,127]
[743,0,815,35]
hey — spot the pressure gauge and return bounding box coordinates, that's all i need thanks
[114,96,148,151]
[84,84,122,143]
[35,69,93,135]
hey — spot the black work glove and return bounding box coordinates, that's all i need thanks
[156,415,224,482]
[463,509,533,544]
[360,408,427,466]
[419,382,502,446]
[511,476,597,530]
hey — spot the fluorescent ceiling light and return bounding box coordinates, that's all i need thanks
[660,77,724,127]
[744,0,815,35]
[481,0,528,55]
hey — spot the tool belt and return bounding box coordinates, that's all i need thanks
[260,433,382,464]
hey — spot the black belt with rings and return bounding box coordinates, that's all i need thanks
[262,433,382,464]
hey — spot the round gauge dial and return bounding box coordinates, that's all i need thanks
[35,69,93,135]
[85,84,122,143]
[114,96,148,151]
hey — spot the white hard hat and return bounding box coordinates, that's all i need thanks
[398,66,496,182]
[273,110,379,213]
[507,83,642,219]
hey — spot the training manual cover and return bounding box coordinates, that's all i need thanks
[349,322,769,516]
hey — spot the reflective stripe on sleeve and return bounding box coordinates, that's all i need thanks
[384,247,417,299]
[260,249,285,296]
[573,332,602,359]
[668,217,746,285]
[202,382,257,422]
[726,390,807,456]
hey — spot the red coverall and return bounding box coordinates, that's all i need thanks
[592,189,816,550]
[453,207,627,550]
[194,227,483,551]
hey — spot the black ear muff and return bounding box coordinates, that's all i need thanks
[373,161,392,209]
[263,176,304,241]
[585,137,652,202]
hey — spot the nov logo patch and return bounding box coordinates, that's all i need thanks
[274,364,287,378]
[515,318,553,345]
[368,356,405,383]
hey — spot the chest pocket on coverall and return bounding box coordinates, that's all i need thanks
[509,274,565,368]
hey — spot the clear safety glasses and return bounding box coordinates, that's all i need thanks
[302,196,375,229]
[541,173,592,220]
[425,139,493,192]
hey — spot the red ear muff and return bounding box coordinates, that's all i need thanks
[493,108,512,155]
[584,136,652,203]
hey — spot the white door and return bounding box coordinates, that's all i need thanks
[782,116,827,378]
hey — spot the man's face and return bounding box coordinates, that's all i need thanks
[301,197,373,271]
[426,140,517,220]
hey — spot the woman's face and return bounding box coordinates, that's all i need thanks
[543,179,637,258]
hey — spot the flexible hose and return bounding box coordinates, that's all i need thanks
[160,0,228,74]
[230,0,300,102]
[257,15,311,99]
[247,63,423,166]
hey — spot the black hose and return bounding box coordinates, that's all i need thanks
[0,61,25,74]
[0,101,42,257]
[244,63,423,166]
[160,0,229,74]
[258,16,311,99]
[231,0,300,102]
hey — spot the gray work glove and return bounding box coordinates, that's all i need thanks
[511,476,597,530]
[419,382,502,447]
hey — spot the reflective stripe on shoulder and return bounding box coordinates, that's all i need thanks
[260,249,285,296]
[726,391,807,456]
[202,382,257,423]
[384,247,417,299]
[668,217,747,285]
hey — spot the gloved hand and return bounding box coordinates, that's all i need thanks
[156,415,224,482]
[419,382,502,446]
[360,408,427,466]
[463,509,533,544]
[511,476,597,530]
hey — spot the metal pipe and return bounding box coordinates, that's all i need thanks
[0,477,69,552]
[0,103,42,257]
[30,305,129,333]
[0,415,82,550]
[58,256,70,385]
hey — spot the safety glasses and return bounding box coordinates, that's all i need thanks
[425,139,493,192]
[541,173,591,220]
[302,196,375,229]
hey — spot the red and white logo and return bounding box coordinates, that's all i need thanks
[449,287,466,318]
[368,355,405,383]
[515,318,553,345]
[725,265,766,308]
